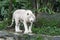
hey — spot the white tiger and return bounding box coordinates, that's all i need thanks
[9,9,35,34]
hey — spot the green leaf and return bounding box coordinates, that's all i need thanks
[1,7,5,16]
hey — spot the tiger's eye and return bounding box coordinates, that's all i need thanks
[27,13,29,15]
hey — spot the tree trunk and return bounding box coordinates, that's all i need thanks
[32,0,38,17]
[9,0,12,18]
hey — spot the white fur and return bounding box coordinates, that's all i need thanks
[9,9,35,34]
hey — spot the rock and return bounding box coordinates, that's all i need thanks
[0,31,36,40]
[0,38,5,40]
[0,31,60,40]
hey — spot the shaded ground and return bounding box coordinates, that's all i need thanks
[0,30,60,40]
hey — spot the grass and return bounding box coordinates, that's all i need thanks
[32,18,60,36]
[0,20,8,30]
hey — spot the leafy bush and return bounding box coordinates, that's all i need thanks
[0,21,8,30]
[32,18,60,36]
[38,6,55,14]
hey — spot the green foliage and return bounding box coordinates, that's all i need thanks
[38,6,55,14]
[57,0,60,2]
[0,0,9,8]
[32,18,60,36]
[0,21,8,30]
[37,0,60,14]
